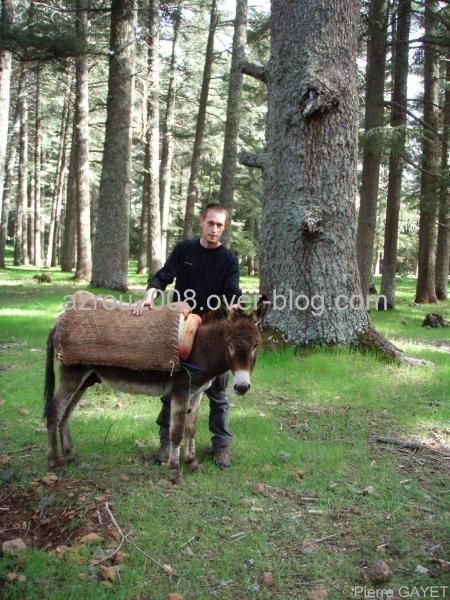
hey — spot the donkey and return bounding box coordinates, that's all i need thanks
[44,299,267,483]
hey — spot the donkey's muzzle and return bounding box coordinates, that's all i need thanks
[234,382,251,395]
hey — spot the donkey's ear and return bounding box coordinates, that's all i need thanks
[228,305,245,321]
[251,294,269,327]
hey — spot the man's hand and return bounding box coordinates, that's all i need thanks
[131,288,158,316]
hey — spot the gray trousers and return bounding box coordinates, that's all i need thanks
[156,373,232,451]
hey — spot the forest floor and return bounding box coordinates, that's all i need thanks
[0,252,449,599]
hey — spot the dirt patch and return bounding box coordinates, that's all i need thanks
[0,476,117,552]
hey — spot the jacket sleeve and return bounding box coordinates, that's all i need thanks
[147,244,180,290]
[222,254,242,304]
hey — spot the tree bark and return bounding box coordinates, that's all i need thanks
[91,0,136,290]
[183,0,218,240]
[45,80,71,268]
[219,0,248,246]
[14,67,28,266]
[356,0,389,298]
[33,63,42,266]
[435,60,449,300]
[159,4,181,260]
[415,0,440,304]
[379,0,411,310]
[0,64,23,268]
[61,119,77,272]
[146,0,162,275]
[0,0,13,216]
[73,0,91,282]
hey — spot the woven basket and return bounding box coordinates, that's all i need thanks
[53,292,190,372]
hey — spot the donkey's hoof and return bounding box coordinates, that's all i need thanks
[170,470,183,485]
[186,461,202,472]
[64,451,80,464]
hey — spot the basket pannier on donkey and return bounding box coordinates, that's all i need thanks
[44,292,268,482]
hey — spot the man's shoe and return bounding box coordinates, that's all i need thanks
[214,448,232,469]
[152,445,170,464]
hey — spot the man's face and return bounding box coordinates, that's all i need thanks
[199,209,227,248]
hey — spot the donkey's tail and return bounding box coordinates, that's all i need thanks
[43,328,56,419]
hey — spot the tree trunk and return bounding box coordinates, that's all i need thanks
[45,80,71,268]
[379,0,411,309]
[256,0,368,345]
[136,175,148,273]
[435,59,449,300]
[415,0,440,304]
[73,0,91,282]
[14,67,28,266]
[27,175,33,264]
[0,65,23,268]
[61,117,77,272]
[91,0,136,290]
[146,0,162,275]
[219,0,247,246]
[0,0,13,216]
[159,4,181,260]
[356,0,389,298]
[33,64,42,266]
[183,0,218,240]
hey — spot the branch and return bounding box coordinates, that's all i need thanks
[384,101,445,142]
[239,60,267,84]
[239,152,266,169]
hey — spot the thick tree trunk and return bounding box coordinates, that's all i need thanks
[159,5,181,260]
[146,0,162,274]
[14,68,28,266]
[0,65,23,268]
[415,0,440,304]
[0,0,13,215]
[435,60,449,300]
[61,119,77,272]
[91,0,136,290]
[74,0,91,282]
[356,0,389,298]
[256,0,368,344]
[379,0,411,309]
[219,0,247,246]
[33,64,42,266]
[45,82,71,268]
[183,0,218,240]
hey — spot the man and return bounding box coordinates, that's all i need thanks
[132,203,241,468]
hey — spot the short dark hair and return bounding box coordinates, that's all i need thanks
[201,203,229,222]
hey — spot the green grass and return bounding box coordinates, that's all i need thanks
[0,249,449,599]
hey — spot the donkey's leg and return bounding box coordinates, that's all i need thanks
[184,392,203,471]
[47,365,91,469]
[168,393,188,483]
[59,370,97,462]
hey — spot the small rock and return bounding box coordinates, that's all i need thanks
[113,551,126,564]
[247,583,260,593]
[19,409,30,416]
[308,584,328,600]
[252,483,265,495]
[6,572,17,582]
[294,469,305,481]
[2,538,27,554]
[0,454,10,465]
[222,516,232,523]
[41,473,58,486]
[99,565,118,581]
[79,532,103,544]
[55,545,70,556]
[435,559,450,572]
[362,486,375,496]
[369,559,391,584]
[119,474,130,482]
[167,594,184,600]
[17,575,27,583]
[415,565,429,575]
[278,452,290,462]
[78,573,87,581]
[240,497,256,508]
[261,572,274,587]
